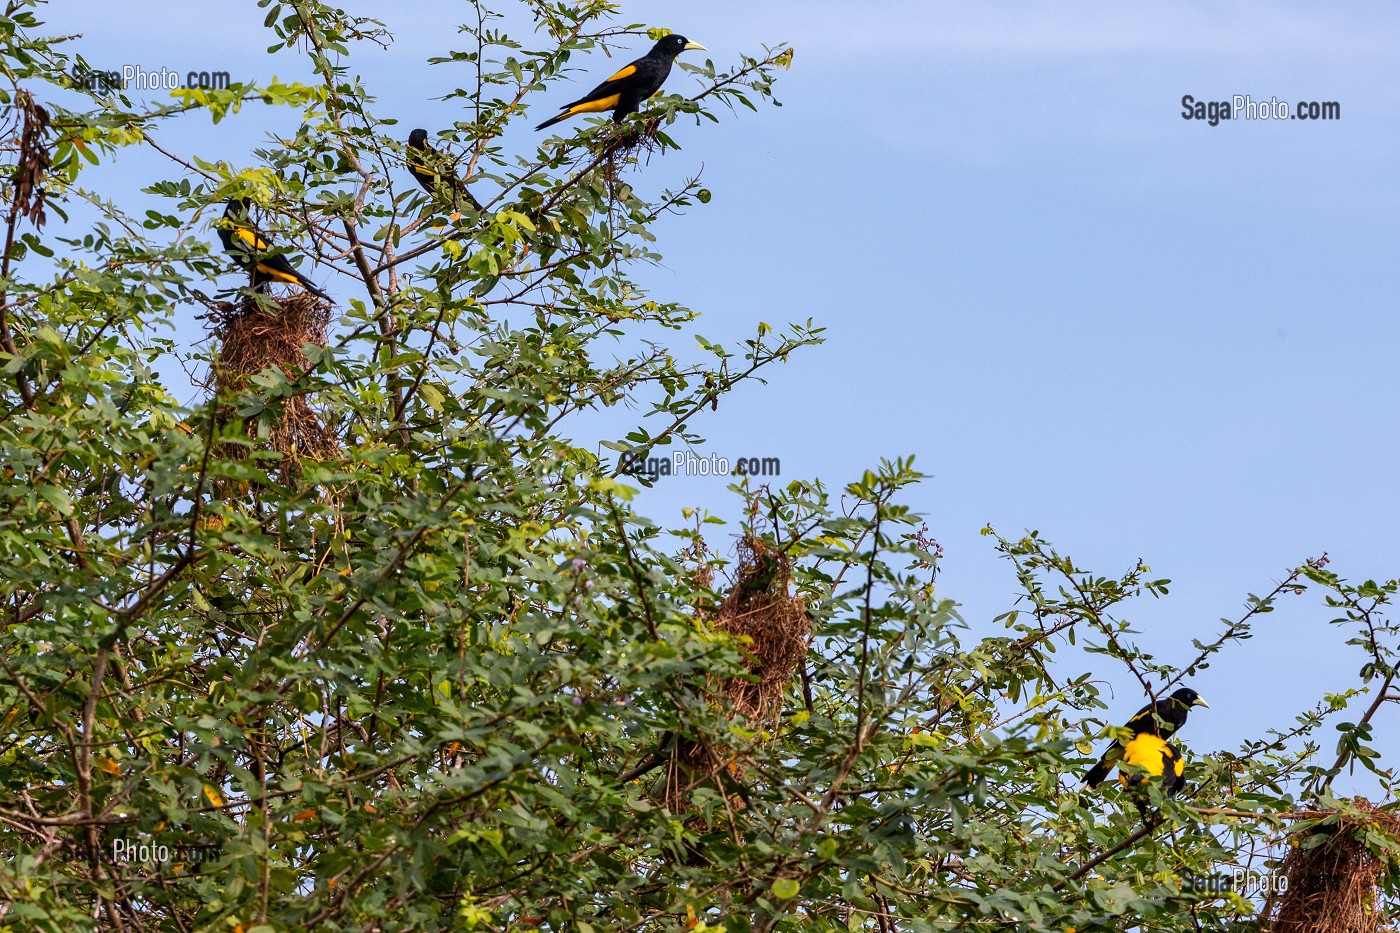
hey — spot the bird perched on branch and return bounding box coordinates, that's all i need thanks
[1083,687,1208,789]
[406,129,482,215]
[217,198,329,301]
[536,34,707,131]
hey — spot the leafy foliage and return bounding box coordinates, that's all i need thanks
[0,1,1396,931]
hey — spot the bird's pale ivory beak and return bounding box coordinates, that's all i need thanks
[683,41,707,52]
[1193,697,1211,709]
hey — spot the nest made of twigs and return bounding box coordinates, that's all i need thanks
[1261,798,1400,933]
[599,116,664,173]
[662,535,811,815]
[711,535,810,725]
[208,293,339,468]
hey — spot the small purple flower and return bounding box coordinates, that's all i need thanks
[914,523,944,558]
[571,558,587,571]
[572,695,584,706]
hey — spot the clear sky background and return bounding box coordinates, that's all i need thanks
[42,1,1400,793]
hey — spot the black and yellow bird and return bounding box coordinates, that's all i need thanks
[1083,687,1209,789]
[218,198,329,301]
[406,129,483,214]
[535,34,707,131]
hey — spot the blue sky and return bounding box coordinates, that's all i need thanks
[44,1,1400,791]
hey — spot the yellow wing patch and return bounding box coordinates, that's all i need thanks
[603,63,637,84]
[566,93,621,118]
[234,227,269,251]
[255,262,299,285]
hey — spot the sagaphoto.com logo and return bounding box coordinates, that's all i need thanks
[1181,94,1340,126]
[110,835,222,871]
[68,65,232,93]
[618,449,781,482]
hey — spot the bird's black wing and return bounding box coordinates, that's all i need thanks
[536,54,669,129]
[1084,698,1163,787]
[222,208,329,301]
[1162,744,1185,797]
[1084,742,1124,788]
[563,54,661,109]
[1122,696,1188,739]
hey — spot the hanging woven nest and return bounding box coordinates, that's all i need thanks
[662,534,811,814]
[711,534,810,725]
[207,293,339,473]
[1261,797,1400,933]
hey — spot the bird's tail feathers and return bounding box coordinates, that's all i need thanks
[292,269,330,302]
[536,96,616,131]
[535,110,569,131]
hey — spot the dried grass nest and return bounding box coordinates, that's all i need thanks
[207,293,339,467]
[710,535,811,725]
[664,535,811,812]
[598,116,665,171]
[1261,797,1400,933]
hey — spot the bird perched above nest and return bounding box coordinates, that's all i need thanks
[217,198,330,302]
[536,34,707,131]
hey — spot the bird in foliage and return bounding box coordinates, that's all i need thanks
[217,198,329,301]
[1117,733,1186,797]
[535,34,707,131]
[1083,687,1208,789]
[406,129,482,214]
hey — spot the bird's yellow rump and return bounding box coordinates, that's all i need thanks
[1117,733,1185,796]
